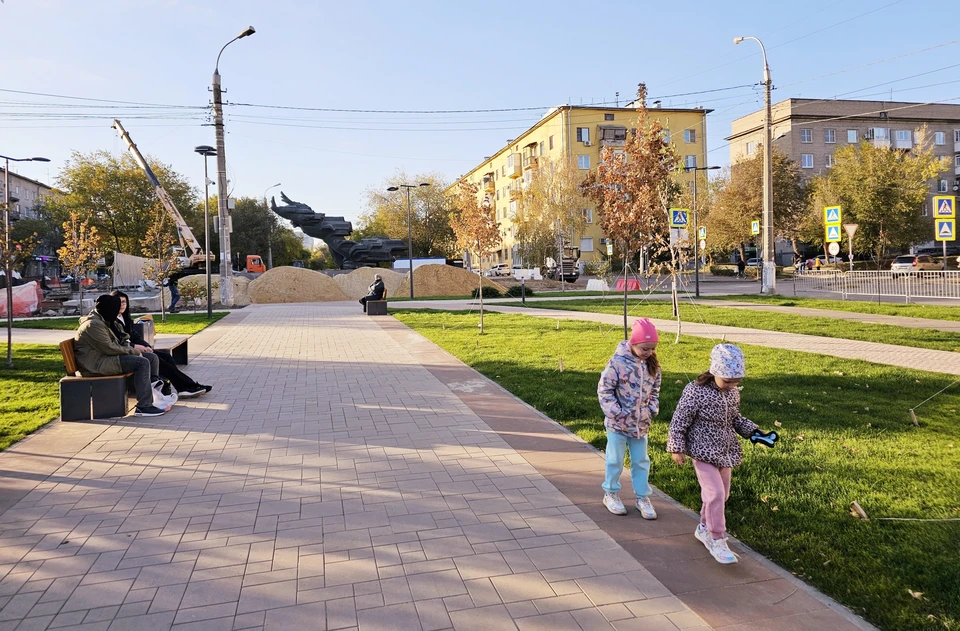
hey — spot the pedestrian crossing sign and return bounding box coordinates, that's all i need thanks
[823,206,841,225]
[669,208,689,227]
[699,226,707,240]
[751,220,760,235]
[935,219,955,242]
[934,196,956,218]
[825,225,841,242]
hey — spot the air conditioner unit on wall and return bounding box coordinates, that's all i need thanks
[584,141,592,146]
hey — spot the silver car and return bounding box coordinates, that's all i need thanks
[890,254,941,278]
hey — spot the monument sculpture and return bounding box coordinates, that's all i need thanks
[270,193,408,269]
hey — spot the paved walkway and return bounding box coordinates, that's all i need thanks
[0,304,874,630]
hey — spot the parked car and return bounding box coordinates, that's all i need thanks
[745,258,762,267]
[815,255,843,265]
[484,264,510,277]
[890,254,941,277]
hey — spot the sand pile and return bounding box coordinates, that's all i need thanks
[248,266,346,303]
[396,264,506,297]
[335,268,405,300]
[179,274,252,307]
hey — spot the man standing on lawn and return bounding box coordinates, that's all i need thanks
[73,294,167,417]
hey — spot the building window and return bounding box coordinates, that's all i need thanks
[956,155,960,168]
[935,131,945,145]
[539,141,544,156]
[684,129,696,143]
[580,238,594,252]
[576,127,590,143]
[549,135,554,150]
[955,130,960,143]
[604,113,614,121]
[745,141,756,155]
[847,129,858,143]
[684,155,697,169]
[824,129,836,144]
[825,154,834,168]
[582,208,593,224]
[801,154,814,169]
[800,129,812,143]
[577,155,590,169]
[896,130,911,142]
[938,180,949,193]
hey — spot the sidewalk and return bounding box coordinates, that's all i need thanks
[0,304,873,630]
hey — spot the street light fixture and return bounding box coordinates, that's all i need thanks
[683,165,721,298]
[263,183,281,270]
[386,182,431,299]
[734,35,776,294]
[212,25,255,307]
[194,145,217,319]
[2,154,50,369]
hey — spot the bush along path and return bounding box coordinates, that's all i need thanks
[394,310,960,631]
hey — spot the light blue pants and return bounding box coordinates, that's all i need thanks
[602,430,652,498]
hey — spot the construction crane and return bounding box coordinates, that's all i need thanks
[112,119,214,269]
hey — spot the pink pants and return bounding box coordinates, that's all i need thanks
[693,460,732,540]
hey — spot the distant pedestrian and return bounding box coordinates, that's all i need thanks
[166,270,184,313]
[359,274,386,313]
[597,318,662,520]
[736,257,746,279]
[667,344,778,565]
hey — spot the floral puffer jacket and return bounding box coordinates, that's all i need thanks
[598,341,662,439]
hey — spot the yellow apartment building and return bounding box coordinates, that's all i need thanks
[455,104,710,271]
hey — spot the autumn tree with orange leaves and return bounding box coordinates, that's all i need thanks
[450,180,502,331]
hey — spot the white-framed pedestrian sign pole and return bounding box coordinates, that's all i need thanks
[934,196,956,268]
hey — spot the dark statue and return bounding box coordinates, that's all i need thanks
[270,193,408,270]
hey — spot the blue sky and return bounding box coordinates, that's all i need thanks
[2,0,956,226]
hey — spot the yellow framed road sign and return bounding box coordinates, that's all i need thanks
[825,225,841,243]
[751,220,760,235]
[669,208,689,228]
[823,206,841,225]
[935,219,955,242]
[933,196,956,218]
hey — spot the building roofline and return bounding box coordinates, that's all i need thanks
[458,104,713,183]
[0,167,54,191]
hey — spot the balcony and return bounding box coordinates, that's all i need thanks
[482,177,495,193]
[509,187,522,200]
[523,155,538,170]
[598,125,628,148]
[507,162,522,179]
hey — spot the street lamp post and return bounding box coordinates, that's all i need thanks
[734,35,776,294]
[212,25,255,307]
[263,183,281,270]
[386,182,431,299]
[194,145,217,319]
[2,154,50,369]
[684,165,721,298]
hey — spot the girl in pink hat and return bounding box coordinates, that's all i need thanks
[597,318,662,519]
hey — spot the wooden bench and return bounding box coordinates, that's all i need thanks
[366,300,388,316]
[58,339,132,422]
[154,336,188,365]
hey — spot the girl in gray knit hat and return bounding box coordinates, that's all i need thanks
[666,344,777,564]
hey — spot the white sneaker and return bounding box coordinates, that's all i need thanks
[636,496,657,520]
[706,536,738,564]
[694,523,710,548]
[603,493,627,516]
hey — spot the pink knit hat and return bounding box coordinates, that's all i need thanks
[629,318,659,344]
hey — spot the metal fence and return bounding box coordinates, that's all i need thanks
[793,270,960,302]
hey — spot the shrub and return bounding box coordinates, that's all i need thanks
[471,286,503,299]
[505,285,534,298]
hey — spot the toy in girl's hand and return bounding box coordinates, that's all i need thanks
[750,429,778,448]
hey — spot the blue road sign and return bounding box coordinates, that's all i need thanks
[824,206,841,224]
[825,225,841,242]
[751,220,760,235]
[934,196,955,218]
[935,219,955,242]
[698,226,706,240]
[669,208,689,227]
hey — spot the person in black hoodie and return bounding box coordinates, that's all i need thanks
[111,290,212,398]
[359,274,386,312]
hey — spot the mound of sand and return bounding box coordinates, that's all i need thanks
[248,266,347,303]
[395,264,506,298]
[335,268,405,300]
[179,273,252,307]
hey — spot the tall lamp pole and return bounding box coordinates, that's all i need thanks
[212,25,255,307]
[684,164,721,298]
[194,146,217,319]
[2,154,50,369]
[735,35,776,294]
[263,182,281,270]
[387,182,431,299]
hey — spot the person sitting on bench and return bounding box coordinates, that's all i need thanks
[111,290,212,399]
[74,294,167,417]
[359,274,386,313]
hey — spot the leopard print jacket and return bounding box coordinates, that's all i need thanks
[666,381,758,468]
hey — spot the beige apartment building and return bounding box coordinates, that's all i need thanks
[0,167,53,222]
[727,99,960,250]
[457,104,710,271]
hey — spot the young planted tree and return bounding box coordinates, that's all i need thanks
[805,129,948,263]
[140,208,182,323]
[520,155,589,290]
[450,180,502,332]
[582,84,680,338]
[56,212,103,316]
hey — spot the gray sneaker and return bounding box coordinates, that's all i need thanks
[636,496,657,520]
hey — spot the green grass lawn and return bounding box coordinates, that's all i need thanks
[703,294,960,322]
[0,345,64,451]
[394,310,960,631]
[12,312,229,335]
[508,298,960,353]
